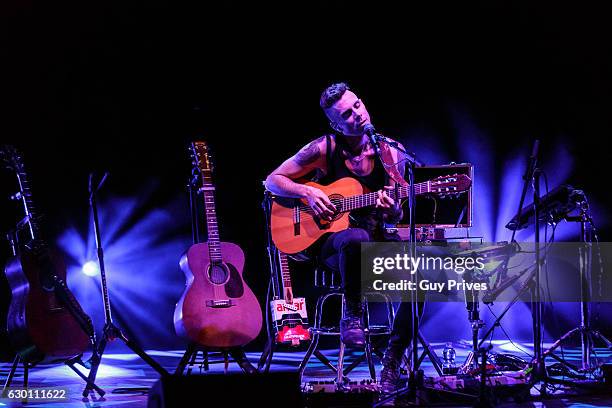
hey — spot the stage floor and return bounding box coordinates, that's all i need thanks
[1,340,611,407]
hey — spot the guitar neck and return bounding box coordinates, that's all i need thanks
[335,181,430,212]
[279,252,292,291]
[201,182,222,263]
[15,167,39,242]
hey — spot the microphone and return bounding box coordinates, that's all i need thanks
[364,123,381,157]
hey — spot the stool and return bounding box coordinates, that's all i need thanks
[298,267,395,385]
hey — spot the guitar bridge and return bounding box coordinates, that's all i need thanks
[293,205,300,236]
[206,299,235,308]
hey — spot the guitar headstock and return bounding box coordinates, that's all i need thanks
[0,145,26,174]
[190,141,214,180]
[1,145,40,239]
[430,173,472,197]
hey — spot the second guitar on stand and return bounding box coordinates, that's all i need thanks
[174,141,262,349]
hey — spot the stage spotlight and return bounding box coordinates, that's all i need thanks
[58,185,191,348]
[82,260,100,277]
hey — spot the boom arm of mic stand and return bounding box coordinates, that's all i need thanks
[478,266,537,349]
[510,140,539,243]
[375,135,424,167]
[88,172,109,200]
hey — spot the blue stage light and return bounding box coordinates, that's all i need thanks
[82,260,100,277]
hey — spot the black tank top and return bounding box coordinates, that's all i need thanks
[317,134,388,234]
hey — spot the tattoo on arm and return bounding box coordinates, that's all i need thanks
[295,137,323,166]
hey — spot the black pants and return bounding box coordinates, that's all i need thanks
[318,227,422,350]
[318,228,370,306]
[388,301,424,350]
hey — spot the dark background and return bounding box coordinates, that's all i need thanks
[1,1,611,357]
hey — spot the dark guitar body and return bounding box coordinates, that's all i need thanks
[174,242,262,349]
[5,248,89,363]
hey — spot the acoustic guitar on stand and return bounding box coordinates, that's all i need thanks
[174,141,262,348]
[270,174,472,254]
[1,146,94,363]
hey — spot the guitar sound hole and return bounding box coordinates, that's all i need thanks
[208,263,229,285]
[329,194,344,221]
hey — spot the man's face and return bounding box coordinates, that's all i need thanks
[324,90,371,137]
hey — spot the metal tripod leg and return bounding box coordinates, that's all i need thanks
[299,332,320,383]
[406,331,443,376]
[175,343,197,375]
[591,329,612,349]
[258,337,276,373]
[545,326,612,373]
[22,362,28,390]
[186,348,199,375]
[298,290,329,383]
[342,336,384,380]
[65,355,105,397]
[83,334,107,397]
[2,355,20,393]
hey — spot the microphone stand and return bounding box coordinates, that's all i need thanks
[82,173,169,398]
[508,140,548,394]
[368,130,429,404]
[406,147,421,396]
[374,132,484,406]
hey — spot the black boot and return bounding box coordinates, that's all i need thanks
[380,345,405,393]
[340,301,365,347]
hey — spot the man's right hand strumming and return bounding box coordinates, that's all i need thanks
[304,186,336,221]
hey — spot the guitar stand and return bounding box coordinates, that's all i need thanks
[176,343,257,375]
[2,354,105,398]
[1,355,32,394]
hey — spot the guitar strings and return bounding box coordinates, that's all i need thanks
[295,185,429,213]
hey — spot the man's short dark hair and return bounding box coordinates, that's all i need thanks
[320,82,350,109]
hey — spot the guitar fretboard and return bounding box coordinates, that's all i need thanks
[337,182,429,212]
[12,163,39,241]
[201,173,222,263]
[279,252,291,289]
[299,181,430,214]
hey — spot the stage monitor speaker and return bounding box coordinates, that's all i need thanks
[147,372,304,407]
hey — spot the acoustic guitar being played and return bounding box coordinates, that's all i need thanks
[270,174,472,254]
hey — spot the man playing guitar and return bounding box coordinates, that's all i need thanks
[265,83,407,377]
